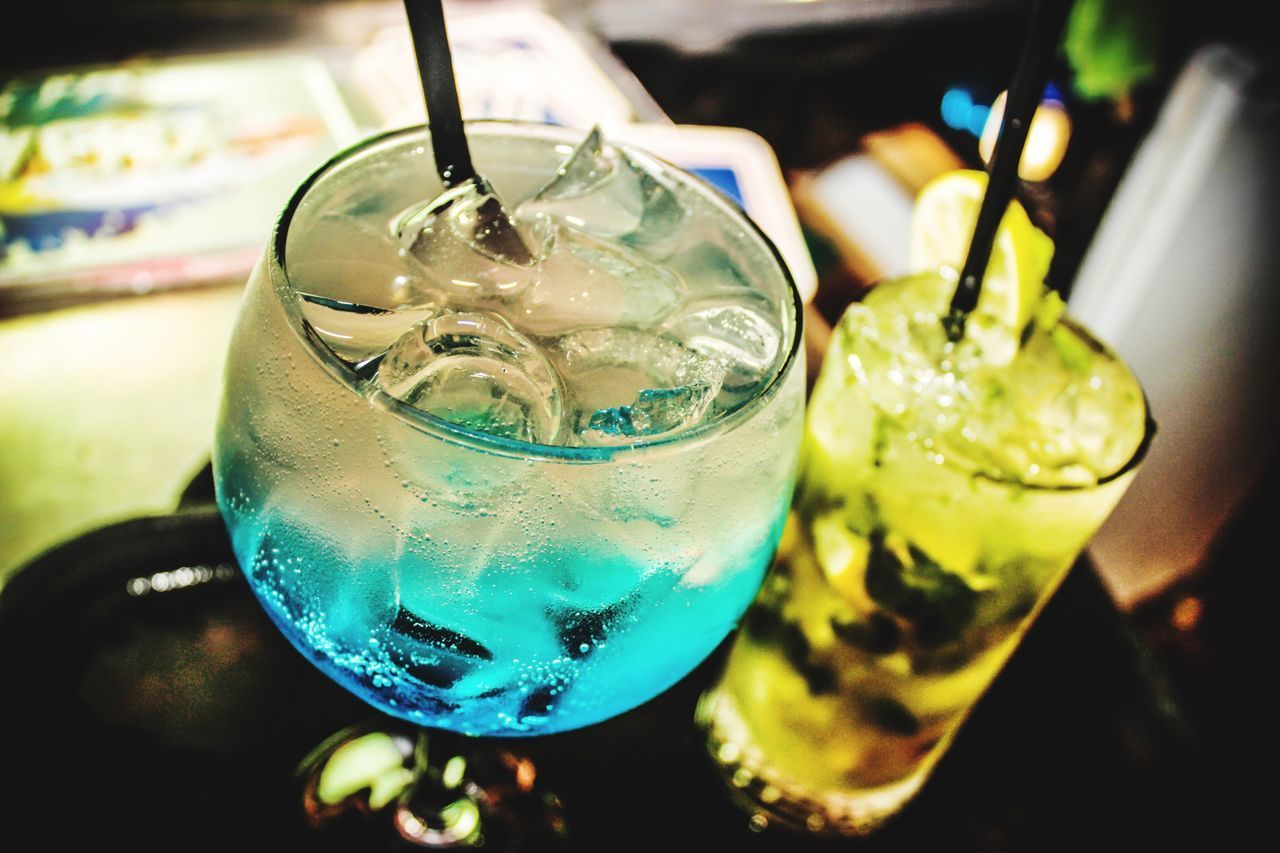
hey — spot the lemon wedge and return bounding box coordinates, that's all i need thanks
[908,170,1054,351]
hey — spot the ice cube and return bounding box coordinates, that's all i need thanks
[587,386,711,438]
[397,176,550,302]
[553,328,725,445]
[298,291,439,374]
[533,126,615,201]
[512,224,684,336]
[376,312,565,445]
[665,236,757,296]
[661,297,782,395]
[517,126,688,250]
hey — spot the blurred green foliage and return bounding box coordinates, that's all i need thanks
[1064,0,1164,101]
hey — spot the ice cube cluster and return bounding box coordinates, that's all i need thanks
[293,126,786,448]
[839,272,1147,486]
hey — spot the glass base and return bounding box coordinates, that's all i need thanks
[298,722,567,849]
[696,688,928,836]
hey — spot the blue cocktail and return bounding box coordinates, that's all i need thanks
[214,122,804,738]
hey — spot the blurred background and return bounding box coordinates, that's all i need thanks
[2,0,1274,840]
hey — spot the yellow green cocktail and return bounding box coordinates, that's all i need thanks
[698,172,1151,834]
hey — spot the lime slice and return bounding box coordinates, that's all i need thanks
[811,512,875,613]
[909,170,1053,341]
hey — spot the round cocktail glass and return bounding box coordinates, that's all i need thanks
[212,121,804,840]
[697,269,1152,836]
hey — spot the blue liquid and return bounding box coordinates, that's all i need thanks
[217,468,782,736]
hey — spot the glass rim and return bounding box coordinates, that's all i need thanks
[268,120,804,463]
[848,307,1156,493]
[1057,314,1155,490]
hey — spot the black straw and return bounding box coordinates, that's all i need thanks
[404,0,476,188]
[944,0,1074,342]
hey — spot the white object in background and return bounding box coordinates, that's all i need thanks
[1069,44,1280,607]
[792,153,914,285]
[350,2,641,130]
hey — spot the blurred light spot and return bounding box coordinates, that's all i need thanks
[316,732,407,805]
[979,89,1072,181]
[1171,596,1203,633]
[441,798,481,841]
[126,563,235,595]
[442,755,466,789]
[397,813,425,837]
[514,756,537,792]
[966,104,991,136]
[940,88,973,130]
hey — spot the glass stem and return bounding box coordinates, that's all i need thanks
[393,732,485,847]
